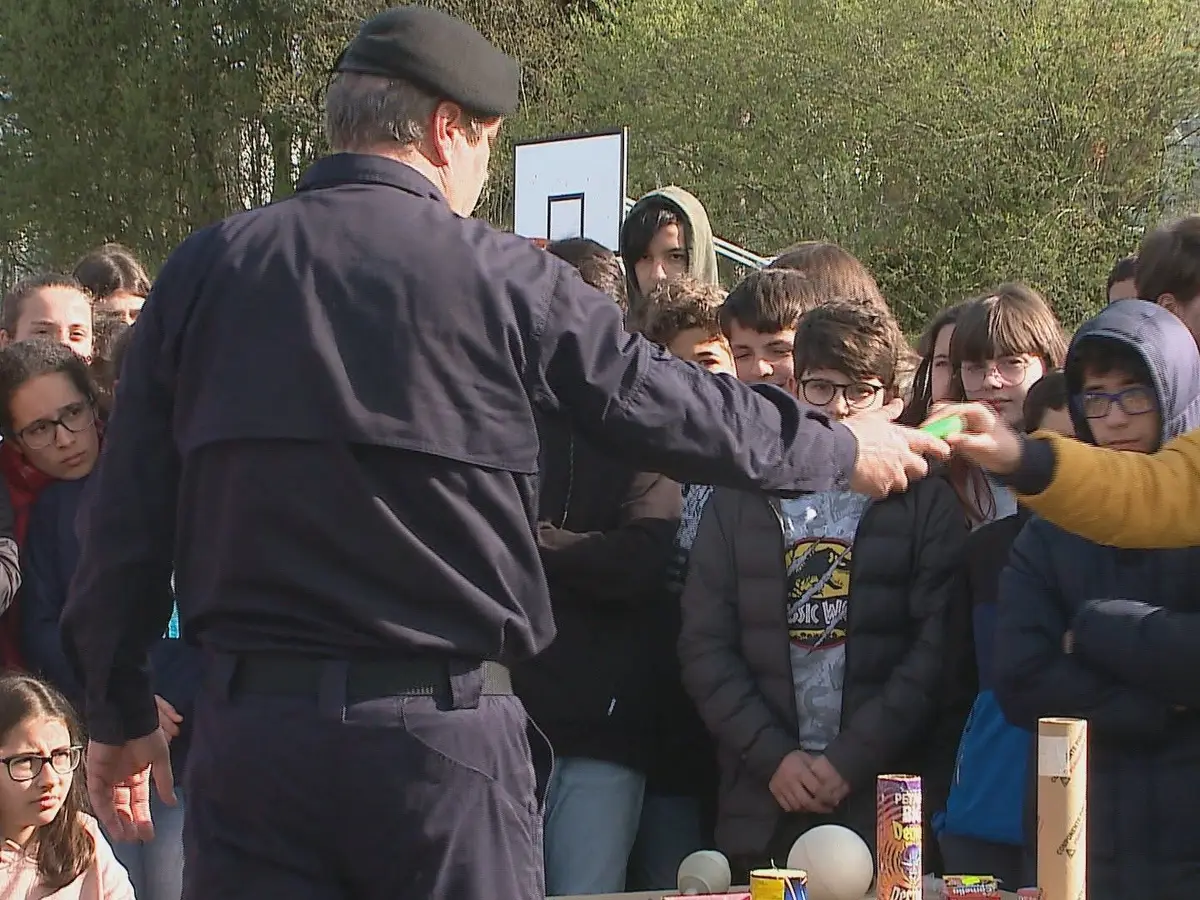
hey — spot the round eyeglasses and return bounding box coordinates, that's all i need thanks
[15,403,95,450]
[0,746,82,782]
[1081,386,1157,420]
[959,357,1033,391]
[800,378,884,410]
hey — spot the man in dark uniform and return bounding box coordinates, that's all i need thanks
[61,7,947,900]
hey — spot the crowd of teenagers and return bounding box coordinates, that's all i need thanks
[0,193,1195,900]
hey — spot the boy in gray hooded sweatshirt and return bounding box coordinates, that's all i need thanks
[620,186,720,320]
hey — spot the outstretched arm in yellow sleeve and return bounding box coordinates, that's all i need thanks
[933,404,1200,549]
[1013,430,1200,548]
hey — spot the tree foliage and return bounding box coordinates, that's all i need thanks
[567,0,1200,327]
[1,0,1197,329]
[0,0,576,267]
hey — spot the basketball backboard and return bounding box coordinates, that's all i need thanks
[513,129,628,251]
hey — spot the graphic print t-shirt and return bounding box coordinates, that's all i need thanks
[781,491,869,751]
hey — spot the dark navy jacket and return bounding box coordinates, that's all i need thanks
[514,416,681,771]
[22,476,201,776]
[59,154,859,744]
[996,300,1200,900]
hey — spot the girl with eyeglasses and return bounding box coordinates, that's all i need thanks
[935,284,1069,888]
[0,339,198,900]
[0,672,133,898]
[946,285,1069,526]
[0,340,105,706]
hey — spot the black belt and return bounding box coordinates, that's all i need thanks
[229,654,512,702]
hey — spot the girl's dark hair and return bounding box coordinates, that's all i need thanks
[947,284,1068,385]
[619,200,687,314]
[1,274,91,337]
[0,673,93,890]
[89,314,133,415]
[899,301,968,427]
[72,243,151,301]
[620,202,684,268]
[547,238,627,311]
[1022,370,1069,433]
[1105,255,1138,297]
[0,340,100,434]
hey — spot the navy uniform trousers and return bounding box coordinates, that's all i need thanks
[181,654,550,900]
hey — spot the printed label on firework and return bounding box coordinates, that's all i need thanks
[876,775,922,900]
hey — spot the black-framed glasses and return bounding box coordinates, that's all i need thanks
[0,746,82,782]
[1081,386,1157,420]
[960,356,1033,390]
[800,378,884,410]
[15,402,95,450]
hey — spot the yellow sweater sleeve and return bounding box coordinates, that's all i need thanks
[1017,429,1200,548]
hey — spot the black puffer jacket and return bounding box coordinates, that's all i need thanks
[679,475,967,857]
[514,414,681,770]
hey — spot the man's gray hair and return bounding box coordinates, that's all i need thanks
[324,72,443,152]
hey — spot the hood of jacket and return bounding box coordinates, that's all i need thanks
[1065,299,1200,448]
[624,186,720,304]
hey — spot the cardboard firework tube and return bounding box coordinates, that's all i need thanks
[1036,718,1087,900]
[876,774,922,900]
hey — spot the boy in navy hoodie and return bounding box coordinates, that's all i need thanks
[1,338,200,900]
[995,300,1200,900]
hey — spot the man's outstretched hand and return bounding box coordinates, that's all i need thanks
[927,403,1024,475]
[844,399,950,498]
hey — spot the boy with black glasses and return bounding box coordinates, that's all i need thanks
[679,299,966,877]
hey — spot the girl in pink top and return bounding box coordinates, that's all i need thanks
[0,673,132,899]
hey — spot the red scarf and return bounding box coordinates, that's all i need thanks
[0,441,55,670]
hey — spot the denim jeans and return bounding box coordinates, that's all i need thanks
[542,757,646,896]
[627,793,707,890]
[110,785,186,900]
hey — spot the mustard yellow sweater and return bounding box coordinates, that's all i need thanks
[1019,430,1200,548]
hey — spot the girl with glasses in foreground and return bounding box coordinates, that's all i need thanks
[0,671,132,898]
[0,339,197,900]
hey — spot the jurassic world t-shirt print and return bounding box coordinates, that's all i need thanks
[780,491,869,751]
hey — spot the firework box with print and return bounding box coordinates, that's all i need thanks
[1036,718,1087,900]
[876,774,922,900]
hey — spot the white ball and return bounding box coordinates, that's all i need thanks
[677,849,732,895]
[787,824,874,900]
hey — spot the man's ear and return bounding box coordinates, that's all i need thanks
[1158,293,1179,313]
[0,330,11,348]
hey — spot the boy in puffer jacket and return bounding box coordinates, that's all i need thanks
[680,301,966,879]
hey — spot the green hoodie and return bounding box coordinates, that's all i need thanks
[623,186,720,312]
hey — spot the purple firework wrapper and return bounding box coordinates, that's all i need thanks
[876,774,922,900]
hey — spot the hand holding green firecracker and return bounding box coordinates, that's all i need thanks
[920,414,965,440]
[925,402,1025,474]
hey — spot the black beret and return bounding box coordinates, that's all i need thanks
[334,6,520,118]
